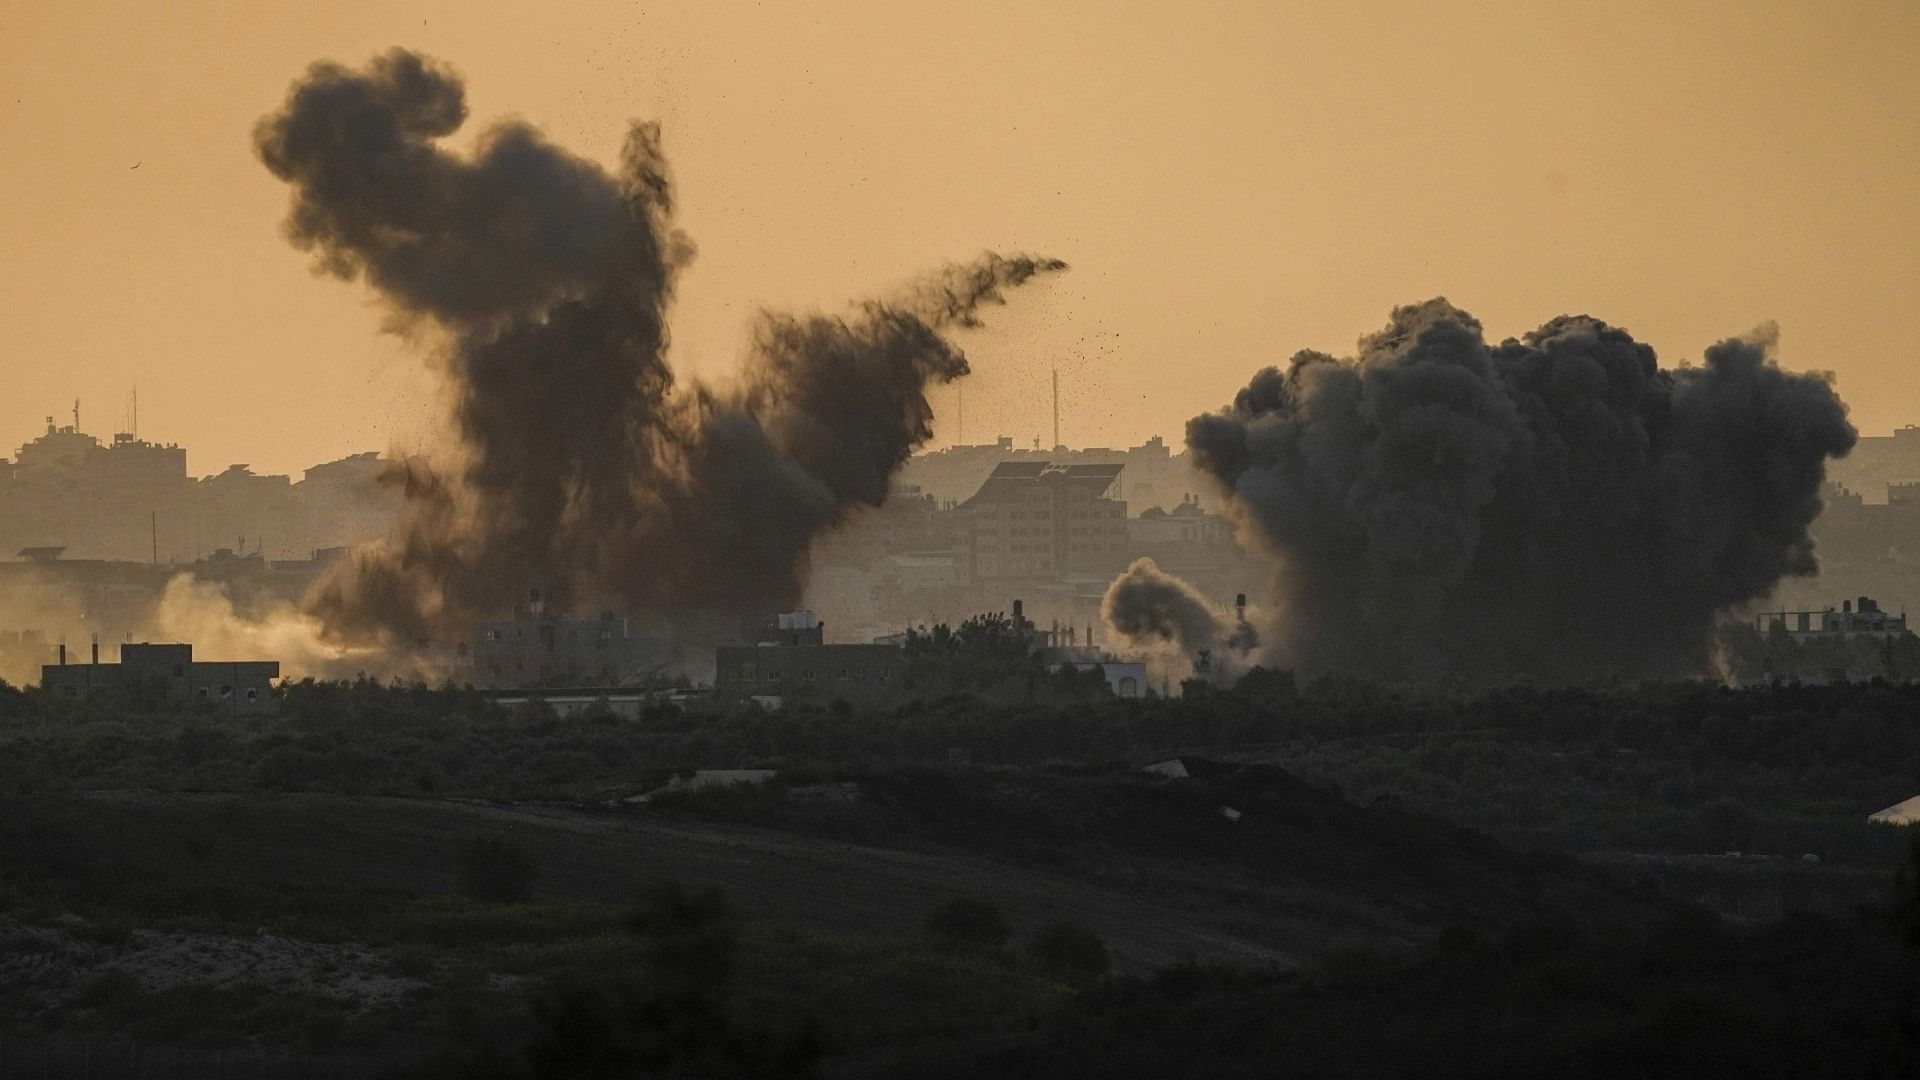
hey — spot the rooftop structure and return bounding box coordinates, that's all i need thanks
[1755,596,1909,641]
[900,435,1209,513]
[472,591,667,689]
[0,418,400,563]
[958,461,1130,581]
[39,641,280,713]
[714,611,906,705]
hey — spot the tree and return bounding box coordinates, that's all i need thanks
[1026,919,1110,980]
[1697,797,1758,853]
[459,836,538,903]
[459,881,816,1079]
[925,896,1010,949]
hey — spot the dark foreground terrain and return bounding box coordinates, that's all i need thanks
[0,679,1915,1075]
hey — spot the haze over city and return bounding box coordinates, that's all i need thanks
[4,3,1920,1078]
[6,1,1920,477]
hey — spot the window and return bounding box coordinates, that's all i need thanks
[246,688,259,703]
[768,669,782,682]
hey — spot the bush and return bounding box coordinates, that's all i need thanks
[1026,919,1109,979]
[925,896,1010,949]
[459,836,538,903]
[1698,796,1759,852]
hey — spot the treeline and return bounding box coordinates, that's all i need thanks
[0,676,1917,801]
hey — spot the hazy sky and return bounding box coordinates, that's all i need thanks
[3,0,1917,477]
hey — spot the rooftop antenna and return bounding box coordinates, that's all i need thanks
[1051,368,1060,450]
[72,398,80,431]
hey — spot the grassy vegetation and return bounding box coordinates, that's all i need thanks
[853,899,1920,1079]
[2,675,1917,1071]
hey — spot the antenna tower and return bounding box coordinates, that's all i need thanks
[1051,368,1060,450]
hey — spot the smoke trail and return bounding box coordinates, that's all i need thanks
[1102,557,1257,676]
[1186,299,1855,684]
[256,50,1064,643]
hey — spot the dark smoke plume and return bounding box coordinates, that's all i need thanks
[255,50,1064,642]
[1102,558,1257,669]
[1187,299,1855,684]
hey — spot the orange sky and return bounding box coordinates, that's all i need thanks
[3,0,1917,477]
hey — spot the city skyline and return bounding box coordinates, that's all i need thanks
[6,2,1920,477]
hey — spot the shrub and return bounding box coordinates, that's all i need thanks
[925,896,1010,949]
[1698,796,1759,852]
[459,836,538,903]
[1026,919,1109,979]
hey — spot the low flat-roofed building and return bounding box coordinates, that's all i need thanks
[484,685,696,719]
[473,602,668,689]
[713,642,907,706]
[40,641,280,713]
[1756,595,1909,641]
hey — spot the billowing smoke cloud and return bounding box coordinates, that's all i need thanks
[146,576,401,682]
[0,572,401,687]
[1187,300,1855,684]
[1102,558,1257,678]
[255,50,1063,644]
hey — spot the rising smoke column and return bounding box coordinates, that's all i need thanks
[1186,299,1855,684]
[1102,557,1256,674]
[255,50,1063,641]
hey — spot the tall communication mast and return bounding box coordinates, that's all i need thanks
[1051,368,1060,450]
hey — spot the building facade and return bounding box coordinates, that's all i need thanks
[714,613,907,707]
[1756,596,1909,641]
[40,641,280,713]
[959,461,1130,582]
[0,420,400,564]
[472,604,668,689]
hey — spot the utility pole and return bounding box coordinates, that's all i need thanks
[1051,368,1060,450]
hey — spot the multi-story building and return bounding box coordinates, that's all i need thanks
[39,641,280,714]
[958,461,1130,582]
[0,419,399,563]
[1756,596,1909,641]
[187,464,302,559]
[0,419,191,562]
[1767,481,1920,619]
[299,452,398,551]
[713,612,907,706]
[472,594,669,688]
[1827,425,1920,502]
[900,436,1213,514]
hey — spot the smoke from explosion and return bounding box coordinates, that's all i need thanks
[0,572,394,687]
[1102,558,1257,679]
[255,49,1064,644]
[1184,299,1855,684]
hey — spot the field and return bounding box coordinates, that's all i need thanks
[0,680,1915,1074]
